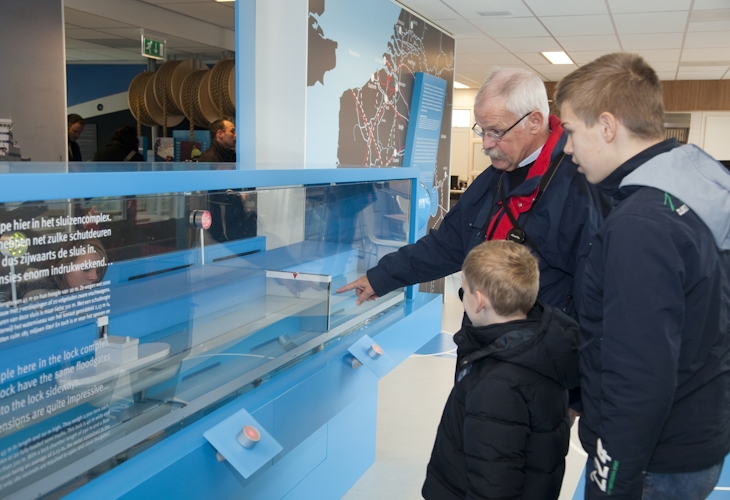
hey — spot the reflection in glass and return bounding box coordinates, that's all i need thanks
[0,180,410,497]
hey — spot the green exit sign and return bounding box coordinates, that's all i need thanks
[141,36,165,60]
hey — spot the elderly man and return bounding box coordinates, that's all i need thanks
[199,118,236,162]
[338,67,607,322]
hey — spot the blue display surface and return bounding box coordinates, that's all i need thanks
[0,163,420,202]
[0,164,440,499]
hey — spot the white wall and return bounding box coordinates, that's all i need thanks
[0,0,67,161]
[450,89,491,186]
[253,0,308,165]
[689,111,730,161]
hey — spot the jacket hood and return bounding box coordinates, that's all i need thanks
[620,144,730,250]
[459,303,580,389]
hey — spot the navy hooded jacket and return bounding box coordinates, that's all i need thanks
[578,139,730,499]
[367,127,608,319]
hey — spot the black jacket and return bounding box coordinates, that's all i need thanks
[68,140,82,162]
[198,141,236,163]
[423,303,580,500]
[578,139,730,498]
[368,124,608,319]
[93,142,143,162]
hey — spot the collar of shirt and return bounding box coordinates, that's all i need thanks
[519,145,543,168]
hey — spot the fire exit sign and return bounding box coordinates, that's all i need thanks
[141,36,165,60]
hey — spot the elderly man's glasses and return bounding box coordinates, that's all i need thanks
[472,111,532,143]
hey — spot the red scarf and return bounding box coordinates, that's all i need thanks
[486,115,564,241]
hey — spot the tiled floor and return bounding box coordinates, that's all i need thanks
[343,274,586,500]
[343,273,730,499]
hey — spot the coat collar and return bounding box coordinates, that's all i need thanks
[597,139,680,201]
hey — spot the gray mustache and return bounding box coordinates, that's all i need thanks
[482,148,507,162]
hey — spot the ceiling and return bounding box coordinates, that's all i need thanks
[64,0,730,84]
[397,0,730,85]
[64,0,235,63]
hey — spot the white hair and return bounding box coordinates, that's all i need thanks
[474,67,550,128]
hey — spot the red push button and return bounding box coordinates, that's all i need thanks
[237,425,261,449]
[367,343,383,359]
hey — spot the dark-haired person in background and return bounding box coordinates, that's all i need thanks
[198,118,236,163]
[67,114,85,162]
[93,125,143,162]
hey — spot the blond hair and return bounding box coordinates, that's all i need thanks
[555,53,664,140]
[462,240,539,316]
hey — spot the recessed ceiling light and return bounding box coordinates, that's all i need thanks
[454,81,470,89]
[541,52,573,65]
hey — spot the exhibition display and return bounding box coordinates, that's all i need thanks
[0,163,442,499]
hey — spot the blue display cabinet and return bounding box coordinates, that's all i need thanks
[0,162,442,499]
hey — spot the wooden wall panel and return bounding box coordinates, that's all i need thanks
[543,80,730,112]
[662,81,730,111]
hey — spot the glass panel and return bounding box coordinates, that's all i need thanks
[0,179,411,497]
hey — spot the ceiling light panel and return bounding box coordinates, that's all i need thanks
[540,52,573,64]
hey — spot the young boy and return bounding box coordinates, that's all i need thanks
[422,240,580,500]
[555,53,730,499]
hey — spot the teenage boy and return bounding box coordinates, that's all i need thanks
[555,52,730,499]
[422,240,580,500]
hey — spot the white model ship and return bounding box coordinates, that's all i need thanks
[0,118,22,161]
